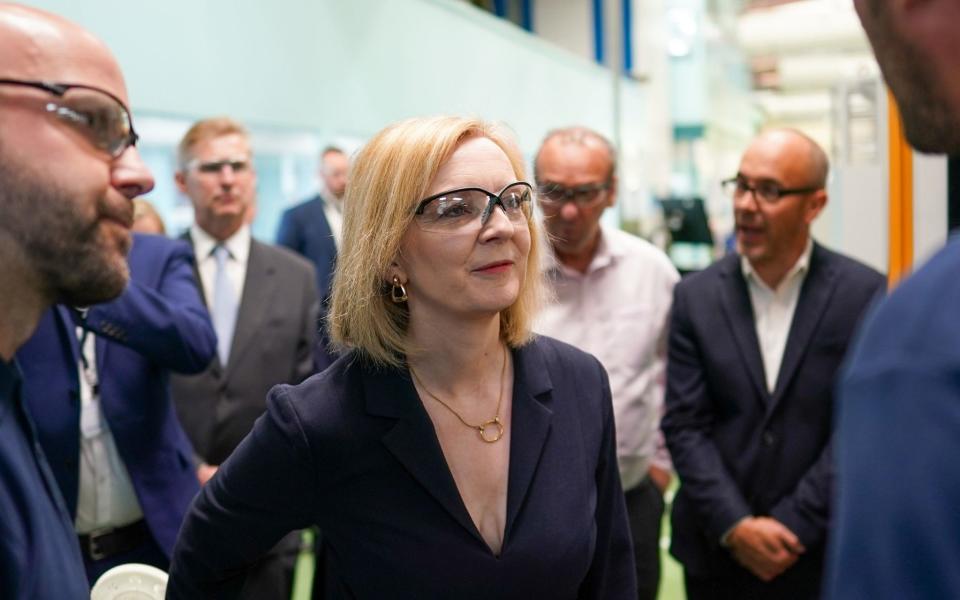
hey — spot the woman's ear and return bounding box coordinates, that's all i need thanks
[385,258,407,287]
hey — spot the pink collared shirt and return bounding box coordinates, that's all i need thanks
[536,226,679,491]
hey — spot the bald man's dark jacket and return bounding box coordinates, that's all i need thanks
[662,242,885,583]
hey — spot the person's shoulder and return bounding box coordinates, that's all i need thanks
[816,243,885,287]
[266,351,361,429]
[254,239,316,277]
[605,227,679,280]
[848,239,960,372]
[675,251,735,294]
[527,335,604,379]
[282,195,323,218]
[131,232,191,259]
[875,239,960,323]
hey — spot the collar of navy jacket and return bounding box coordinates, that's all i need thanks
[718,242,839,412]
[361,341,555,548]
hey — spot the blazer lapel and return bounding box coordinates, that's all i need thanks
[55,305,82,365]
[504,342,553,541]
[366,364,484,545]
[771,244,838,407]
[718,256,770,402]
[224,240,274,372]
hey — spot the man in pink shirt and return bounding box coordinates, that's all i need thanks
[534,126,679,600]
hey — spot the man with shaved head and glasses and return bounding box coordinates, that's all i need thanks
[534,126,680,600]
[0,3,154,597]
[661,128,884,599]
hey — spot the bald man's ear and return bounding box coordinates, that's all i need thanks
[606,175,618,207]
[804,189,828,224]
[174,170,188,194]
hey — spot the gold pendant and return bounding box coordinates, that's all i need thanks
[477,417,504,443]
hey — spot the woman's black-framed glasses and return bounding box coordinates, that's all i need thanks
[721,176,821,205]
[414,181,534,233]
[0,79,139,158]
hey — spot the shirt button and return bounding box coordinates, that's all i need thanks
[763,431,776,446]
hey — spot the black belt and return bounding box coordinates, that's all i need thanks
[78,519,150,561]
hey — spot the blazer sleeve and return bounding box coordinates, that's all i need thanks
[579,358,638,599]
[82,240,216,374]
[662,282,752,541]
[167,385,320,598]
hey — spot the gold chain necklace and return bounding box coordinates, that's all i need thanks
[409,345,507,443]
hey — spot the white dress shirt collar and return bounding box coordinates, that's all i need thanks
[741,238,814,393]
[190,223,251,265]
[741,238,814,294]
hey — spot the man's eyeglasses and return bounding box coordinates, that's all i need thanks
[537,181,611,209]
[722,177,821,205]
[414,181,533,233]
[0,79,138,158]
[189,159,251,175]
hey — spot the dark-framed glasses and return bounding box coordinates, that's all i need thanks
[536,180,611,209]
[414,181,534,233]
[189,158,251,175]
[722,176,821,205]
[0,79,138,158]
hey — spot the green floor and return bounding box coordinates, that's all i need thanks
[658,484,685,600]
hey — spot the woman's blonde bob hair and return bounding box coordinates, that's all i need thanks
[328,115,544,368]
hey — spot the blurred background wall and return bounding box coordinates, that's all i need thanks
[22,0,951,275]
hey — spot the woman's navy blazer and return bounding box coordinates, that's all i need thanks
[168,335,637,599]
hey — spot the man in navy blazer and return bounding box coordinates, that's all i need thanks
[17,233,216,582]
[662,129,885,599]
[276,145,346,298]
[277,146,347,371]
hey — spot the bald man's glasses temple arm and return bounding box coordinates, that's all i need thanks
[0,79,139,158]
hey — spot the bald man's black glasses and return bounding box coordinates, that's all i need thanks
[722,177,821,205]
[0,79,139,158]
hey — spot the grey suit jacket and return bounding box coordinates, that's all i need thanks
[172,236,319,465]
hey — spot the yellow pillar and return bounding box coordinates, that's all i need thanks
[887,88,913,287]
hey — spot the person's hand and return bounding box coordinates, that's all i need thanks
[726,517,805,581]
[197,463,219,486]
[648,465,672,494]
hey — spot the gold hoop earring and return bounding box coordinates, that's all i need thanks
[390,276,408,303]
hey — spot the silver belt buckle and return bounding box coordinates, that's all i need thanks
[86,526,114,561]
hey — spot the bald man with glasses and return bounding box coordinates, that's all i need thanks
[534,126,679,600]
[0,4,154,597]
[662,129,885,599]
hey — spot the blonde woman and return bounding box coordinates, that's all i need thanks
[168,116,636,599]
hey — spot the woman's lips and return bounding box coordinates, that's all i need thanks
[474,260,514,274]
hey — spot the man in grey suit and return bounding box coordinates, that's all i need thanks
[170,116,318,598]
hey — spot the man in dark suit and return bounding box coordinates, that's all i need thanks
[0,5,155,597]
[17,233,216,582]
[276,145,347,372]
[170,116,319,598]
[662,129,885,599]
[826,2,960,598]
